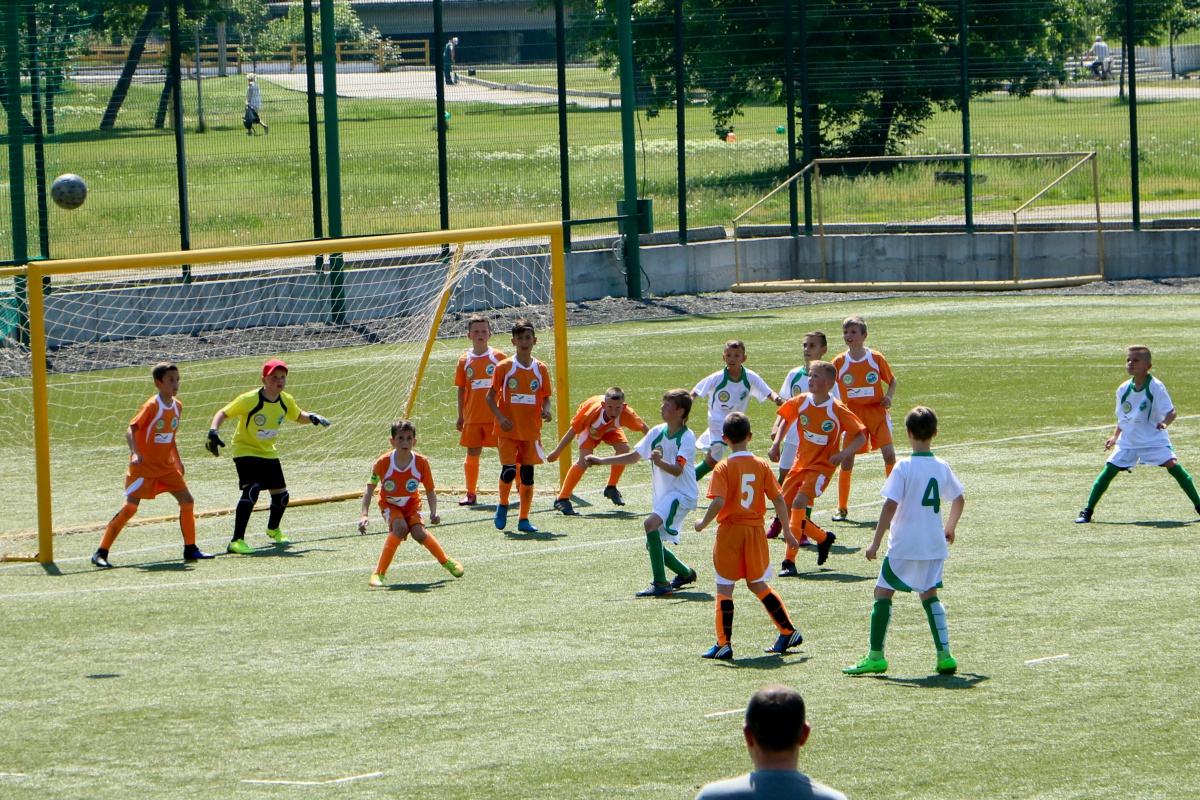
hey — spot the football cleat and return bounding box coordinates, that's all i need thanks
[765,630,804,654]
[701,643,733,661]
[779,559,799,577]
[1075,508,1093,524]
[937,653,958,675]
[90,551,113,569]
[226,539,254,555]
[553,497,580,516]
[636,582,673,597]
[798,534,812,547]
[843,656,888,675]
[183,545,215,561]
[368,573,384,587]
[603,485,625,506]
[442,559,465,578]
[816,532,837,566]
[516,518,539,533]
[494,504,509,530]
[265,528,290,545]
[766,516,782,539]
[669,568,698,590]
[458,493,477,507]
[830,508,849,522]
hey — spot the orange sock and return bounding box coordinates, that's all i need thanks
[838,469,853,509]
[518,483,534,520]
[375,534,401,576]
[607,465,625,487]
[99,501,138,551]
[464,455,480,494]
[179,502,196,546]
[421,533,448,564]
[884,460,894,477]
[558,464,585,501]
[754,585,795,634]
[715,598,734,646]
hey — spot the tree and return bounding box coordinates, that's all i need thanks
[1168,0,1200,78]
[257,1,390,63]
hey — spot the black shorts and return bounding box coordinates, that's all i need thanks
[234,456,286,491]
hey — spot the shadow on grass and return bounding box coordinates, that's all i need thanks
[384,579,453,593]
[793,570,874,584]
[137,561,197,573]
[721,654,812,670]
[873,672,989,689]
[504,529,567,541]
[86,673,122,679]
[829,519,877,531]
[669,590,716,603]
[1097,519,1194,529]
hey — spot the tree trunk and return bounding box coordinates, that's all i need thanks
[216,19,227,77]
[1169,23,1177,79]
[154,77,171,128]
[100,0,166,131]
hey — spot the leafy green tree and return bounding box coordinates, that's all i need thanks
[258,1,390,61]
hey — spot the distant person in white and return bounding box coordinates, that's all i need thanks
[245,73,267,135]
[694,685,847,800]
[1086,35,1109,77]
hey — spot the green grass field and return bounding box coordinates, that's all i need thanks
[2,293,1198,798]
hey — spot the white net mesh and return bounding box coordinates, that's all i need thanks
[0,234,563,555]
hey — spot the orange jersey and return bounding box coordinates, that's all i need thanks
[832,349,894,408]
[369,450,435,512]
[491,357,552,441]
[129,394,182,475]
[776,393,866,475]
[570,396,646,444]
[708,451,782,526]
[455,347,506,425]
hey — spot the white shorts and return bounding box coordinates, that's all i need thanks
[1108,444,1176,470]
[778,440,798,472]
[877,556,944,594]
[696,429,726,461]
[649,492,696,545]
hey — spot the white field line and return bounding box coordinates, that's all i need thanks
[0,773,28,778]
[1024,654,1071,665]
[241,771,383,786]
[704,709,746,719]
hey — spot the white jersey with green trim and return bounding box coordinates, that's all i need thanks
[879,452,963,560]
[634,423,698,507]
[693,367,774,438]
[1114,376,1173,450]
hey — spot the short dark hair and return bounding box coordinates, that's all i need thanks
[905,406,938,441]
[662,388,692,421]
[745,685,806,752]
[722,411,751,444]
[466,315,491,331]
[804,331,827,348]
[724,339,745,353]
[391,419,417,438]
[152,362,178,381]
[604,386,625,402]
[512,318,536,337]
[843,315,867,335]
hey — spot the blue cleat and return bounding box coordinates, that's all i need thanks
[517,518,539,533]
[764,629,804,654]
[494,503,509,530]
[701,643,733,661]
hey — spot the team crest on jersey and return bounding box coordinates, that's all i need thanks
[277,414,286,425]
[155,418,166,431]
[799,413,810,427]
[405,478,419,492]
[821,420,836,433]
[383,479,397,493]
[171,417,179,429]
[530,379,540,391]
[1122,401,1133,414]
[866,371,879,385]
[841,374,854,386]
[465,366,475,379]
[717,390,731,403]
[486,364,495,376]
[253,413,267,426]
[1139,401,1148,412]
[507,378,519,390]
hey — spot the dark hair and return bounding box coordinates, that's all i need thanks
[604,386,625,402]
[1127,344,1151,362]
[466,315,491,331]
[662,389,692,421]
[722,411,751,444]
[905,406,938,441]
[512,318,536,337]
[724,339,746,353]
[152,362,178,381]
[804,331,827,348]
[391,419,417,438]
[745,685,806,752]
[843,315,867,335]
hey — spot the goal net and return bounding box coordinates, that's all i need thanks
[0,223,569,562]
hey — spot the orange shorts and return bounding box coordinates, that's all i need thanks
[712,522,772,586]
[459,421,498,449]
[497,436,546,466]
[575,428,629,450]
[781,468,832,507]
[380,503,423,537]
[125,469,188,500]
[846,405,893,452]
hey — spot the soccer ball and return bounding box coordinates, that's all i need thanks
[51,173,87,210]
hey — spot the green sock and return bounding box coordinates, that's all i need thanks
[1167,464,1200,506]
[695,461,713,480]
[1085,462,1122,509]
[663,546,689,577]
[645,531,667,585]
[923,596,950,653]
[869,598,891,657]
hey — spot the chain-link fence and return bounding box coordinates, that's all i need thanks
[3,0,1199,267]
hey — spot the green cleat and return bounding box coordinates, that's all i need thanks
[368,573,384,587]
[226,539,254,555]
[937,653,958,674]
[843,656,888,675]
[442,559,465,578]
[265,528,290,545]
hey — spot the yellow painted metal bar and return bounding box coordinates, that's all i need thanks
[27,263,54,563]
[405,243,466,420]
[550,228,571,487]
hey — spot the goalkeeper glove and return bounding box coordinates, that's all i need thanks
[310,413,330,427]
[205,429,225,456]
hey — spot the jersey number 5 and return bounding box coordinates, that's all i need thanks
[740,473,757,509]
[921,478,941,514]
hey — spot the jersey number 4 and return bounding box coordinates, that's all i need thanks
[921,478,941,514]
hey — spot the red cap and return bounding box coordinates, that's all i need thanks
[262,359,288,378]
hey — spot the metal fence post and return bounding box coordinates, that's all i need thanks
[303,0,324,270]
[27,10,50,260]
[555,0,571,249]
[799,0,812,235]
[168,0,191,281]
[617,0,642,298]
[319,0,345,323]
[675,0,688,244]
[785,0,798,236]
[959,0,973,233]
[434,0,450,233]
[5,2,29,344]
[1125,0,1140,231]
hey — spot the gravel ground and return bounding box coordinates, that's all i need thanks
[3,277,1199,379]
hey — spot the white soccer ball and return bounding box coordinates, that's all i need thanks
[51,173,87,210]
